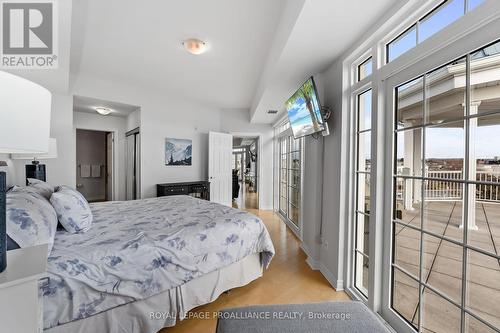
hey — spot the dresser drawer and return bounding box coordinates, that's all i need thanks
[156,182,210,200]
[157,185,189,197]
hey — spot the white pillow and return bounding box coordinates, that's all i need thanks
[27,178,54,200]
[50,186,93,233]
[6,188,58,255]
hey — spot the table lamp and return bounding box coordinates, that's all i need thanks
[0,71,52,273]
[12,138,58,184]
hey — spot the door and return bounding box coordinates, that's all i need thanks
[126,135,134,200]
[125,129,140,200]
[76,129,108,202]
[209,131,233,206]
[106,132,114,201]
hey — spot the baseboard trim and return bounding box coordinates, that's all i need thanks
[319,262,344,291]
[299,243,319,270]
[299,243,344,291]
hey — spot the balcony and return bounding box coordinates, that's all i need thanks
[393,174,500,332]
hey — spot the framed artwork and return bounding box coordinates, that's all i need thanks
[165,138,192,166]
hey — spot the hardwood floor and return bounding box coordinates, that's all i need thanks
[160,209,350,333]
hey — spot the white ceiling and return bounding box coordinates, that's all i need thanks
[70,0,287,109]
[250,0,402,123]
[11,0,403,124]
[73,95,140,117]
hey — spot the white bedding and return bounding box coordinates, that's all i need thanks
[44,253,263,333]
[42,195,275,329]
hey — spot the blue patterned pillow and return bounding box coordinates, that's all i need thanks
[50,187,93,233]
[27,178,54,200]
[6,188,58,255]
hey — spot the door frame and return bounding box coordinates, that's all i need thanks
[75,127,117,201]
[230,132,263,210]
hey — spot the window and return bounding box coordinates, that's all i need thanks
[278,128,303,227]
[387,0,485,63]
[354,89,372,297]
[387,25,417,63]
[358,57,373,81]
[391,40,500,333]
[279,137,288,216]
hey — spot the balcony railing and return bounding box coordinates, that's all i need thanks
[396,170,500,203]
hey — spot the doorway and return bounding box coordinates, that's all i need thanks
[76,129,114,202]
[232,136,260,210]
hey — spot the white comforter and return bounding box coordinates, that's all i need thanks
[41,195,275,329]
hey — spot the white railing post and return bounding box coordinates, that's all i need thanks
[461,102,481,230]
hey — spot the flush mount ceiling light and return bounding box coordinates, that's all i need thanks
[182,38,207,55]
[95,107,112,115]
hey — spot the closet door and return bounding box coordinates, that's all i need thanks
[125,134,136,200]
[134,133,141,199]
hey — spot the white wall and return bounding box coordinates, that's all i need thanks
[7,76,275,205]
[293,59,347,289]
[318,58,347,289]
[220,109,274,209]
[72,76,223,199]
[74,111,126,200]
[126,109,141,132]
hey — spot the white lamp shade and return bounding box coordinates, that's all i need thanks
[11,138,57,160]
[0,71,52,154]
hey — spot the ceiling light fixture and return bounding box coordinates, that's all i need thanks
[95,107,112,115]
[182,38,207,55]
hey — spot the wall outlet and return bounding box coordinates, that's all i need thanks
[316,235,323,244]
[318,235,328,249]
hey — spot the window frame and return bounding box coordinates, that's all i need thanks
[341,1,500,333]
[276,125,304,239]
[357,56,373,82]
[353,87,373,298]
[385,0,484,64]
[381,26,500,333]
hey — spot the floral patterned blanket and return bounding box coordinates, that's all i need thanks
[42,195,275,329]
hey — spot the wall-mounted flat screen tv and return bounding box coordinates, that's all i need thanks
[285,77,325,139]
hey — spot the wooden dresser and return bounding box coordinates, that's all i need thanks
[157,181,210,201]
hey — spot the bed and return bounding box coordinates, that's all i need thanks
[42,195,275,333]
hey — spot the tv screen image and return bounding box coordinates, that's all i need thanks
[285,77,325,138]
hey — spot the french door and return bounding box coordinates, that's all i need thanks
[278,130,303,231]
[381,39,500,333]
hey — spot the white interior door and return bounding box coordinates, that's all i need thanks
[209,131,233,206]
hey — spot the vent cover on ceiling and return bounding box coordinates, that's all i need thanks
[267,110,278,114]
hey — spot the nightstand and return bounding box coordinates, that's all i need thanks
[0,244,48,333]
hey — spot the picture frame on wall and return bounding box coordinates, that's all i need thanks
[165,138,192,166]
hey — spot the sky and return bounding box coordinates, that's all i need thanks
[287,81,323,128]
[389,0,484,62]
[396,123,500,159]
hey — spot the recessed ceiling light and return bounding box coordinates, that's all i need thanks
[95,107,112,115]
[182,38,207,55]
